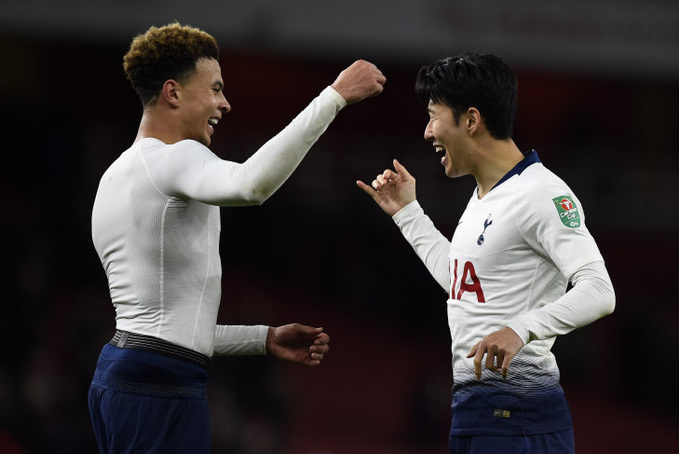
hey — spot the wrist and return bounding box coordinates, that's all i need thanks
[265,326,274,354]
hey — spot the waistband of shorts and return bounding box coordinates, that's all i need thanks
[109,330,212,371]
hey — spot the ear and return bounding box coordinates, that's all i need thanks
[161,80,181,107]
[465,107,481,135]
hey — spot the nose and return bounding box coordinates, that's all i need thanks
[219,93,231,113]
[424,119,434,141]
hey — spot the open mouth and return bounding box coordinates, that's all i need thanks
[208,118,219,126]
[435,145,447,164]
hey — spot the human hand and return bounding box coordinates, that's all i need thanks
[356,159,417,216]
[331,59,386,104]
[265,323,330,366]
[467,327,524,379]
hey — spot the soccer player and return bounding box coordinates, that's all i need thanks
[357,53,614,453]
[88,22,385,453]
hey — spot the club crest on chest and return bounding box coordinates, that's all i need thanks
[477,214,493,245]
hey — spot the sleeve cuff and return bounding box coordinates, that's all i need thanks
[505,323,531,346]
[325,86,348,109]
[392,200,422,224]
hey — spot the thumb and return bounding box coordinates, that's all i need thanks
[393,159,412,179]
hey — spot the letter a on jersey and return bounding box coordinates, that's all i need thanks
[552,195,581,228]
[451,259,486,303]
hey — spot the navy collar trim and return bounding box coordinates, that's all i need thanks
[490,149,541,191]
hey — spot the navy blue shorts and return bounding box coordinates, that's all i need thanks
[88,343,210,454]
[449,429,575,454]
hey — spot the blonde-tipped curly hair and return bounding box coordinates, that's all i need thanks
[123,22,219,106]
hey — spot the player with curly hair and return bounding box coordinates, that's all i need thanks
[88,22,385,453]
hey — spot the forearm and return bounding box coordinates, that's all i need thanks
[205,86,346,206]
[507,261,615,344]
[213,324,269,356]
[393,200,451,291]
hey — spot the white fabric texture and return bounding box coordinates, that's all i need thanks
[393,160,615,386]
[92,86,346,356]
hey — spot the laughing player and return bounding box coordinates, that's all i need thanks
[88,22,385,453]
[358,52,614,454]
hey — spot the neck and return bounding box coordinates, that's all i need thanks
[134,107,183,145]
[474,138,524,199]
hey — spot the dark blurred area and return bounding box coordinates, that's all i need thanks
[1,1,679,453]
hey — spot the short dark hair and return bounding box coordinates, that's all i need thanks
[415,52,518,140]
[123,22,220,106]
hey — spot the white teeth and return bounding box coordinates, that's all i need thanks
[208,118,218,125]
[435,146,445,153]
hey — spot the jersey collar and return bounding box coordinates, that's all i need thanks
[490,149,541,191]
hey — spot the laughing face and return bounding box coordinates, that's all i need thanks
[424,101,472,178]
[176,57,231,146]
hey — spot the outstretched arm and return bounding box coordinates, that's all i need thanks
[156,61,386,206]
[266,324,330,367]
[213,323,330,366]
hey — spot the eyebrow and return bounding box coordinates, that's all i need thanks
[213,81,224,90]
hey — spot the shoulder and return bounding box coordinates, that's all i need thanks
[139,138,211,157]
[512,163,587,233]
[513,164,575,207]
[139,139,220,193]
[141,139,217,168]
[519,163,569,192]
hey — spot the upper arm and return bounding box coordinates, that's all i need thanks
[517,185,603,280]
[148,141,262,206]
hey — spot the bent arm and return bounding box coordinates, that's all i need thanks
[506,261,616,344]
[393,200,451,292]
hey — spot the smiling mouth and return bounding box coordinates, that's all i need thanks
[435,145,447,163]
[208,118,219,126]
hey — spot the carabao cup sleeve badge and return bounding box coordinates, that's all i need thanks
[552,195,581,228]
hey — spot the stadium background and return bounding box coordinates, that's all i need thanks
[1,1,678,452]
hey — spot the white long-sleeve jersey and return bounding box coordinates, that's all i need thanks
[393,151,615,436]
[91,86,346,357]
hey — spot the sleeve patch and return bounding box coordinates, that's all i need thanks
[552,195,581,228]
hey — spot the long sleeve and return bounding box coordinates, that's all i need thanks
[392,200,451,292]
[213,325,269,356]
[149,86,347,206]
[506,261,616,344]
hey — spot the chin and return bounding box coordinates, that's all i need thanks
[444,165,463,178]
[196,135,211,147]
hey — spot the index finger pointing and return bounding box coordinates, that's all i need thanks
[356,180,377,197]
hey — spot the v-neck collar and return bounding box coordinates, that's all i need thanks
[489,149,541,192]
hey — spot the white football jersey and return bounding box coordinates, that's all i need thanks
[394,151,607,435]
[92,87,346,357]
